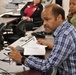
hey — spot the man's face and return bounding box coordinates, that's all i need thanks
[41,8,60,33]
[70,0,76,13]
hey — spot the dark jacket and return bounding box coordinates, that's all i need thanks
[20,2,43,23]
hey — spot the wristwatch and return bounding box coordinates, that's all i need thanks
[21,56,26,64]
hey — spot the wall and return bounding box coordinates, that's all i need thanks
[0,0,11,14]
[0,0,28,14]
[0,0,69,17]
[42,0,69,17]
[62,0,69,18]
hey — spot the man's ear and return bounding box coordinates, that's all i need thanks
[57,14,62,21]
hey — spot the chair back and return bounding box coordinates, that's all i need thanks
[0,23,6,50]
[45,67,57,75]
[15,20,26,37]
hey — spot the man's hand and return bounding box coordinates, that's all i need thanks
[8,46,22,63]
[37,39,54,49]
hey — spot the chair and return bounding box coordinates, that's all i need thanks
[44,67,57,75]
[18,20,43,31]
[3,20,26,45]
[32,21,43,30]
[0,23,7,50]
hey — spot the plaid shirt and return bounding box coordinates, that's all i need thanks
[25,20,76,75]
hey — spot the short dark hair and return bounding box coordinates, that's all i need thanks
[39,0,42,3]
[33,0,42,4]
[45,4,65,20]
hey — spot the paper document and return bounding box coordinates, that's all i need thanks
[22,36,46,56]
[0,12,20,18]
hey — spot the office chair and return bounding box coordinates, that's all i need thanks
[18,20,43,31]
[0,23,7,50]
[45,67,57,75]
[32,21,43,30]
[3,20,26,45]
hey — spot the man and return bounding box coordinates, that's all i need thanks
[9,4,76,75]
[67,0,76,27]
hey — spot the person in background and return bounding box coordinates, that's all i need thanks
[67,0,76,27]
[20,0,43,31]
[9,4,76,75]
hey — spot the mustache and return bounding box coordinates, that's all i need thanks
[44,24,50,29]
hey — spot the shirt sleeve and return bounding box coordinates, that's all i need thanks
[25,34,74,72]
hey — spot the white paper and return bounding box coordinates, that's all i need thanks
[22,36,46,55]
[0,12,20,17]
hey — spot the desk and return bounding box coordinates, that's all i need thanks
[0,26,56,75]
[0,17,18,24]
[10,26,56,75]
[0,48,43,75]
[0,11,20,26]
[0,16,20,33]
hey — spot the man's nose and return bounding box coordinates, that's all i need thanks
[43,20,47,25]
[70,4,73,8]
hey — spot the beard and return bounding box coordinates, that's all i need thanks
[44,24,53,34]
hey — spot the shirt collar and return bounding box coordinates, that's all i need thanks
[52,20,68,37]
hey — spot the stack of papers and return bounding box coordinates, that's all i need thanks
[22,36,46,56]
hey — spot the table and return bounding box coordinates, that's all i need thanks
[0,17,19,31]
[0,26,57,75]
[0,11,20,29]
[10,26,56,75]
[0,17,18,24]
[0,46,44,75]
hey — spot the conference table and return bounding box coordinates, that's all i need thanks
[0,17,18,24]
[0,11,20,29]
[0,25,57,75]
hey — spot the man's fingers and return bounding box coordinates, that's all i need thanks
[8,46,16,51]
